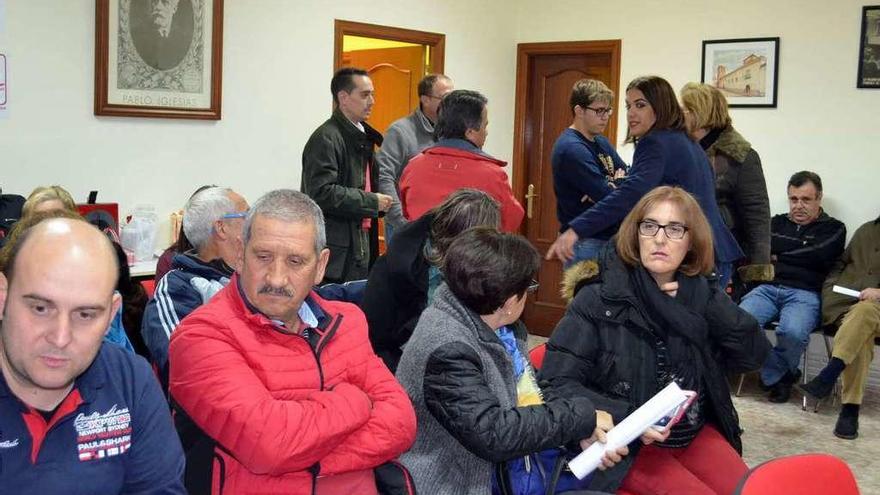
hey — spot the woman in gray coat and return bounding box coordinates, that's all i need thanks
[396,227,632,495]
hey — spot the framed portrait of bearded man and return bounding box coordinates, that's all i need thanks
[95,0,224,120]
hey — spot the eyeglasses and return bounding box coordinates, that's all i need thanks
[526,279,540,293]
[638,221,689,240]
[583,106,614,117]
[220,211,247,220]
[424,94,447,101]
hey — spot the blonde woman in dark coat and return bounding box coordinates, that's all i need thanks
[680,82,773,287]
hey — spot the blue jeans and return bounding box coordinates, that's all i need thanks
[564,238,608,269]
[739,284,820,386]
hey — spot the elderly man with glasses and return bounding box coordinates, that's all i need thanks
[375,73,454,244]
[141,186,249,392]
[546,78,628,267]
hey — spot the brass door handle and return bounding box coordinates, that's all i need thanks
[525,184,538,219]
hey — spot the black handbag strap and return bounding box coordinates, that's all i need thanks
[545,451,567,495]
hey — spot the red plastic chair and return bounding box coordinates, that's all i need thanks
[529,342,547,370]
[734,454,859,495]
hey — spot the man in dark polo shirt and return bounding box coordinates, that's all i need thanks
[0,218,184,493]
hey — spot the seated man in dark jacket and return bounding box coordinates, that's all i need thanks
[361,188,500,372]
[740,171,846,403]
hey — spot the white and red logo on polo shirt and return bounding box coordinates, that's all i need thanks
[73,404,132,462]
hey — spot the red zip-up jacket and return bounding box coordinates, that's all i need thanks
[399,144,525,233]
[168,275,416,494]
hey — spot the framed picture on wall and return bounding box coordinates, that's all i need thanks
[94,0,224,120]
[701,37,779,108]
[858,5,880,88]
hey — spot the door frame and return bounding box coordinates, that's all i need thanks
[333,20,445,73]
[511,40,622,207]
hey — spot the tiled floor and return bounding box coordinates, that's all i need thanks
[527,335,877,493]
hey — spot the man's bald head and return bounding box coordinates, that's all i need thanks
[2,218,119,291]
[0,218,123,411]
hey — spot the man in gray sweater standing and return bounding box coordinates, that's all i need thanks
[376,74,453,243]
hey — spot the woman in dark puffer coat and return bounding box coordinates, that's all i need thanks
[541,186,770,495]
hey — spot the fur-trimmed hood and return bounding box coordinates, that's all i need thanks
[560,259,600,303]
[707,125,752,164]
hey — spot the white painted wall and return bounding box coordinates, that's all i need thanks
[514,0,880,237]
[0,0,517,246]
[2,0,878,249]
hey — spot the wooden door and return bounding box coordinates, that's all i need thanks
[513,41,621,336]
[342,45,425,133]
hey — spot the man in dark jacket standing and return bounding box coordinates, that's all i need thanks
[740,171,846,403]
[302,67,394,283]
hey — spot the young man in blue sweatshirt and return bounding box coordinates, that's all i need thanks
[546,78,627,266]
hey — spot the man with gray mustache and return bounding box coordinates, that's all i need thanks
[168,189,416,494]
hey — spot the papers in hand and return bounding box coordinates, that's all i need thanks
[568,382,693,480]
[833,285,861,298]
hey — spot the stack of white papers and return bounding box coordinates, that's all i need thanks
[568,382,690,479]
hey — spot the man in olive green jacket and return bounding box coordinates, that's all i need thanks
[799,216,880,440]
[301,68,393,282]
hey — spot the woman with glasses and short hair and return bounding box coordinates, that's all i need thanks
[541,186,770,495]
[546,76,743,289]
[397,227,629,494]
[680,82,773,288]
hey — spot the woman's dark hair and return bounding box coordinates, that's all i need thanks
[426,189,500,266]
[625,75,686,143]
[442,227,539,315]
[434,89,487,141]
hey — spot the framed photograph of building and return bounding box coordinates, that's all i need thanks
[701,37,779,108]
[95,0,224,120]
[858,6,880,88]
